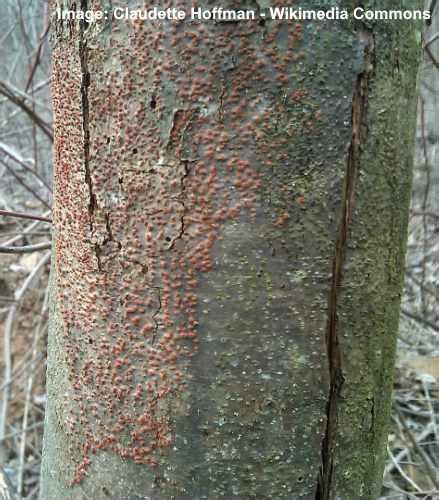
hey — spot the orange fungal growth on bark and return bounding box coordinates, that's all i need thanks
[51,1,303,483]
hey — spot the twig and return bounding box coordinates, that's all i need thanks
[382,480,435,499]
[0,468,16,500]
[385,421,436,475]
[410,210,439,221]
[0,159,50,209]
[0,352,44,393]
[1,211,50,247]
[2,421,44,441]
[424,39,439,69]
[396,411,439,490]
[25,483,39,499]
[406,272,437,299]
[387,444,423,493]
[0,242,51,254]
[0,81,53,141]
[0,231,48,238]
[423,32,439,50]
[401,308,439,333]
[0,142,52,193]
[25,20,50,92]
[429,0,437,18]
[3,424,41,459]
[0,81,46,110]
[0,209,51,224]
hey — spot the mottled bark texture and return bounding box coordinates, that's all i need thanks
[41,1,420,499]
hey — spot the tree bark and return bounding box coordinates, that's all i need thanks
[41,1,421,498]
[416,0,439,214]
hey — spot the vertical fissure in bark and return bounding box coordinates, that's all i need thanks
[79,0,96,231]
[79,1,101,273]
[167,159,190,251]
[151,286,162,345]
[316,25,374,499]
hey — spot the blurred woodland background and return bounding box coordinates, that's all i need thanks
[0,2,437,498]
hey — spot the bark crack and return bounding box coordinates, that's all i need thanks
[167,159,191,250]
[104,212,114,242]
[218,85,226,122]
[93,213,120,272]
[79,1,97,236]
[316,25,374,500]
[94,244,102,272]
[151,287,162,345]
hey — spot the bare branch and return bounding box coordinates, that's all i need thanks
[0,159,50,209]
[401,308,439,333]
[0,81,53,141]
[386,444,423,493]
[0,468,16,500]
[0,142,52,193]
[410,210,439,221]
[1,211,50,247]
[25,19,50,92]
[423,32,439,50]
[0,242,51,254]
[0,209,51,224]
[396,411,439,491]
[424,42,439,70]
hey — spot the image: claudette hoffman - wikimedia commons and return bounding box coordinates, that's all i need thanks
[55,6,432,23]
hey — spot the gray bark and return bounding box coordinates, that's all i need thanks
[41,1,421,499]
[416,0,439,213]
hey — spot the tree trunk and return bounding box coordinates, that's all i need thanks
[416,0,439,214]
[41,1,421,498]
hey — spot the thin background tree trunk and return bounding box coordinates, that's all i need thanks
[41,1,421,498]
